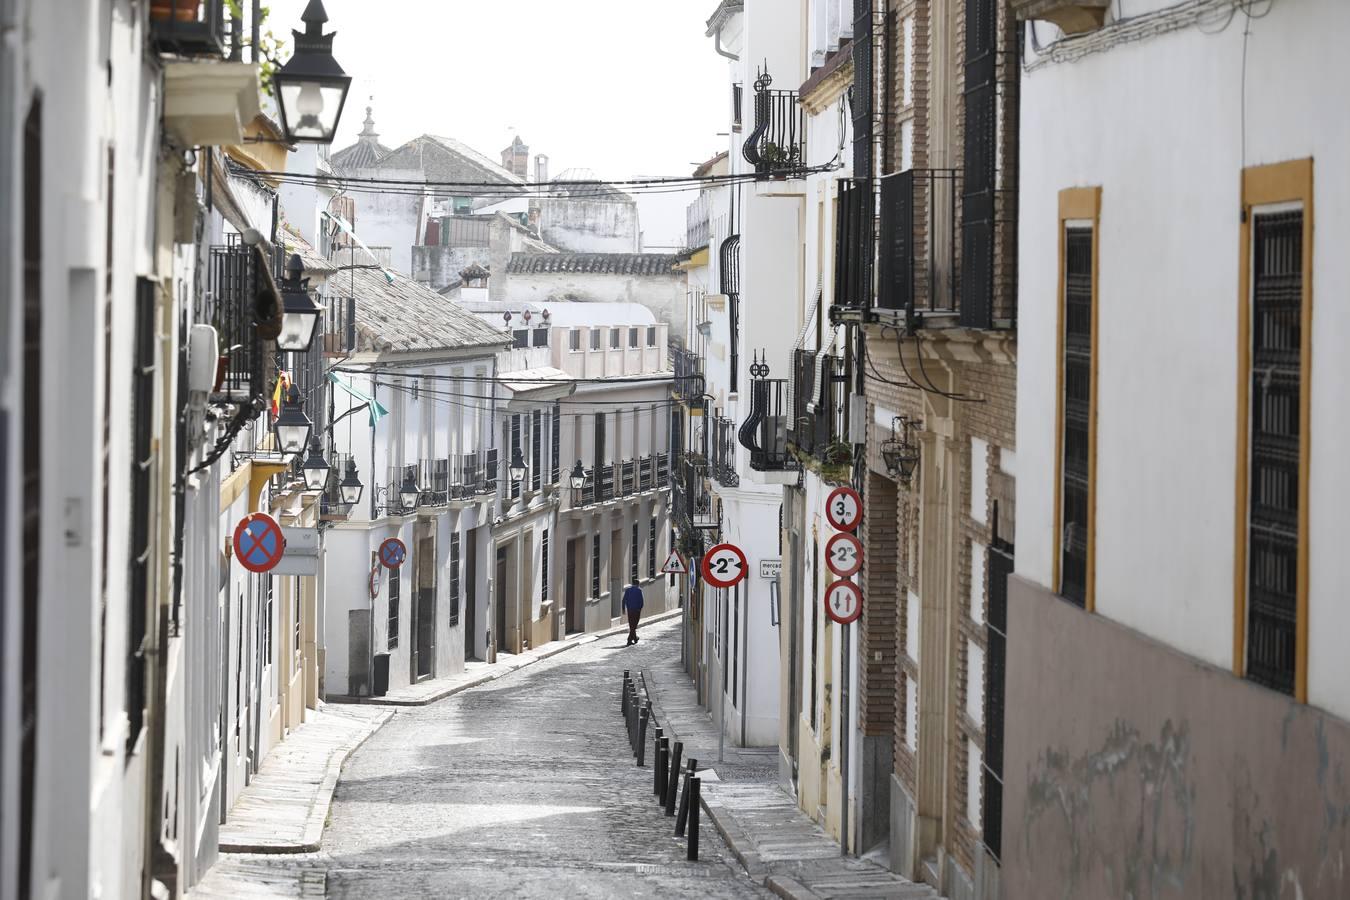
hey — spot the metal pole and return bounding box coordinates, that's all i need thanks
[840,620,851,856]
[718,587,727,765]
[653,728,665,793]
[666,741,684,815]
[637,704,650,766]
[676,758,697,835]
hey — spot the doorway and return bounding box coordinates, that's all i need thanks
[465,529,479,660]
[495,545,509,656]
[412,534,435,681]
[565,538,581,634]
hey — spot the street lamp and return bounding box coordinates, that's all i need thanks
[274,385,313,454]
[568,460,587,491]
[273,0,352,144]
[399,471,420,510]
[339,459,364,508]
[301,436,329,490]
[881,416,922,486]
[509,447,528,484]
[277,254,323,353]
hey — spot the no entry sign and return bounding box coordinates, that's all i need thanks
[378,537,407,569]
[233,513,285,574]
[701,542,748,589]
[824,580,863,625]
[825,486,863,532]
[825,532,863,578]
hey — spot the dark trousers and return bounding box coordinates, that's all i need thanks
[626,608,641,644]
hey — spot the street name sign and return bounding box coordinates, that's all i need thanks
[824,580,862,625]
[760,558,782,579]
[701,542,748,589]
[825,486,863,532]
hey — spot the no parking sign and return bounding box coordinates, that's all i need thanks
[233,513,285,574]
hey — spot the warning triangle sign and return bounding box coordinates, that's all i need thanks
[660,550,689,575]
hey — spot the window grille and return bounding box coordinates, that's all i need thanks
[1059,228,1092,606]
[264,577,274,666]
[629,327,639,348]
[388,564,400,649]
[569,329,581,351]
[590,328,601,351]
[510,414,521,500]
[541,529,550,604]
[551,403,561,481]
[647,326,657,347]
[648,517,657,580]
[631,522,640,583]
[610,328,621,350]
[983,542,1013,861]
[513,329,529,349]
[533,327,549,347]
[531,409,542,491]
[592,535,602,598]
[128,277,156,753]
[449,534,461,625]
[294,576,302,661]
[1245,210,1303,695]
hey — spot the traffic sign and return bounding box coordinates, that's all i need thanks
[369,565,382,599]
[824,580,862,624]
[378,537,407,569]
[825,486,863,532]
[233,513,285,574]
[825,532,863,578]
[661,549,689,575]
[701,542,748,589]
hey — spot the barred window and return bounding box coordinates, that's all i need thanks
[590,327,601,351]
[513,329,529,349]
[648,517,657,580]
[1058,227,1093,607]
[569,328,581,351]
[610,328,621,350]
[510,414,521,500]
[646,325,657,347]
[631,522,640,583]
[541,529,550,604]
[531,409,542,491]
[551,403,561,482]
[591,534,601,598]
[449,534,461,626]
[629,327,639,348]
[388,564,400,649]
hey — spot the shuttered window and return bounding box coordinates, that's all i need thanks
[531,409,542,491]
[541,529,549,604]
[591,534,601,598]
[631,522,640,583]
[128,277,157,753]
[1058,228,1092,607]
[388,564,400,649]
[551,403,561,482]
[648,517,657,580]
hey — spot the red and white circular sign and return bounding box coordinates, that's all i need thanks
[825,532,864,578]
[824,580,863,625]
[369,565,382,599]
[233,513,285,574]
[701,542,748,589]
[825,486,863,532]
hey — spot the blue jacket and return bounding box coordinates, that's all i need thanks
[623,584,645,612]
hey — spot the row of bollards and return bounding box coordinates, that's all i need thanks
[622,670,701,861]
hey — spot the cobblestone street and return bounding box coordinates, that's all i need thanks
[274,619,767,899]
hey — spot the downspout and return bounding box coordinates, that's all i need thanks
[713,28,739,61]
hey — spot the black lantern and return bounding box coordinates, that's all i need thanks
[339,459,364,508]
[881,416,922,485]
[399,471,420,510]
[569,459,587,491]
[509,447,528,484]
[277,254,323,352]
[301,436,329,490]
[273,0,352,144]
[274,385,313,454]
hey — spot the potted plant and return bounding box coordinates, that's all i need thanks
[151,0,198,22]
[822,440,853,467]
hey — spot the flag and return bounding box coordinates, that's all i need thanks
[328,373,389,427]
[271,370,291,419]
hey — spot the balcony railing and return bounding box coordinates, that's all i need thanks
[877,169,961,321]
[709,414,739,488]
[836,178,873,308]
[415,451,495,506]
[686,192,712,250]
[571,454,670,509]
[740,371,797,473]
[204,238,269,405]
[320,451,356,518]
[150,1,227,57]
[323,293,356,355]
[789,350,848,461]
[671,344,704,402]
[742,70,805,177]
[673,454,716,534]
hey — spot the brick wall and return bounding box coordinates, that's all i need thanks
[860,473,900,737]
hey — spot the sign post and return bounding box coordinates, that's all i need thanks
[700,542,747,764]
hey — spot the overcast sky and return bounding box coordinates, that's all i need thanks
[268,0,731,181]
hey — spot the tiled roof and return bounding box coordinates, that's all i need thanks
[332,266,509,355]
[331,138,389,172]
[505,252,679,277]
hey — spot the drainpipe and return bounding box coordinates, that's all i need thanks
[713,28,739,61]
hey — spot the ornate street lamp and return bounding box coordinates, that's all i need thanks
[301,436,329,490]
[398,471,420,510]
[339,459,364,508]
[273,385,313,454]
[881,416,922,486]
[568,459,587,491]
[273,0,352,144]
[277,254,323,352]
[509,447,528,485]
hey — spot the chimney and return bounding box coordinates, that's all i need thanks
[534,153,549,185]
[500,135,529,179]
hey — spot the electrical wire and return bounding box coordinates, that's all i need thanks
[861,334,920,390]
[891,331,985,403]
[332,364,678,387]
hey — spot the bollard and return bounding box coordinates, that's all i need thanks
[675,758,697,836]
[621,671,630,715]
[656,738,670,805]
[665,741,683,816]
[637,708,649,766]
[653,729,665,795]
[687,777,701,861]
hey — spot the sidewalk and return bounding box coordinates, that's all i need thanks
[217,704,393,854]
[640,631,941,900]
[350,607,683,706]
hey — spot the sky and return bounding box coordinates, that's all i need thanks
[267,0,731,182]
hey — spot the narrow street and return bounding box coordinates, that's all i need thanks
[314,620,766,899]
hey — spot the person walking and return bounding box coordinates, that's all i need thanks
[623,581,645,645]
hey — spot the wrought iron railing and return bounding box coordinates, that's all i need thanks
[789,350,848,461]
[150,0,227,57]
[415,451,494,505]
[740,367,797,472]
[569,454,669,510]
[710,415,739,487]
[205,238,269,404]
[673,454,716,535]
[877,169,961,320]
[671,344,704,402]
[323,293,356,355]
[742,70,805,177]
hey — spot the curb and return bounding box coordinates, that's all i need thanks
[356,609,684,707]
[764,876,823,900]
[218,707,394,854]
[701,797,768,881]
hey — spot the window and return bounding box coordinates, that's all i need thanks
[388,563,400,649]
[591,534,601,598]
[647,326,657,347]
[513,329,529,349]
[1058,225,1093,608]
[449,534,461,625]
[541,529,550,603]
[531,409,542,491]
[510,414,521,500]
[264,577,274,666]
[569,328,581,351]
[631,522,640,583]
[810,539,819,728]
[551,403,561,482]
[610,327,621,350]
[1244,208,1305,696]
[648,517,657,580]
[629,327,639,348]
[533,327,549,347]
[294,576,302,661]
[128,277,156,753]
[590,327,601,351]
